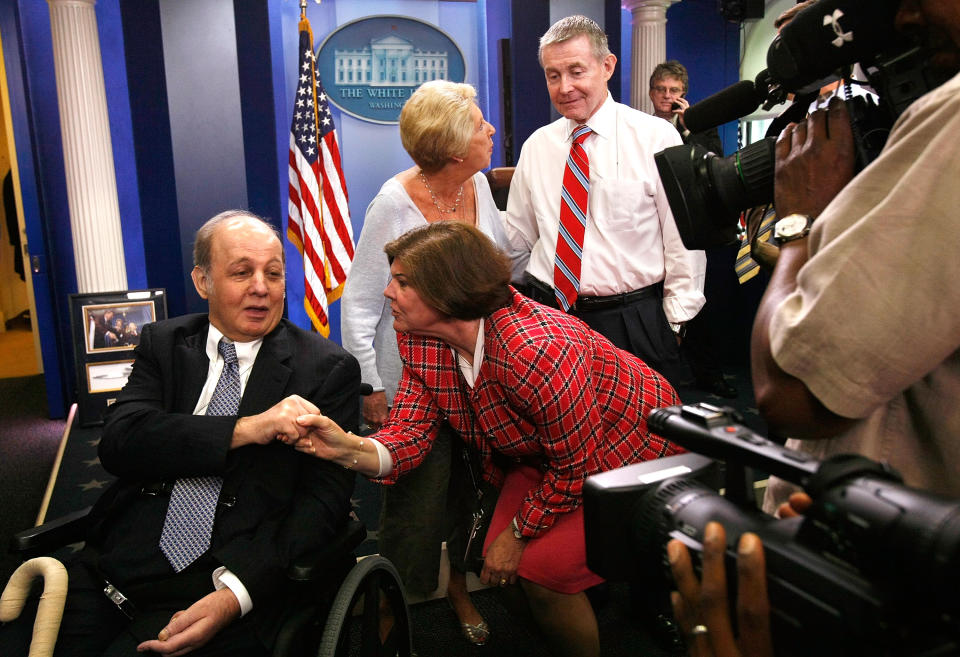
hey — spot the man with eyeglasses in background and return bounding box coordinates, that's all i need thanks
[648,60,738,399]
[648,60,723,155]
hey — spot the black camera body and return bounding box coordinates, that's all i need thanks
[654,0,951,250]
[584,403,960,657]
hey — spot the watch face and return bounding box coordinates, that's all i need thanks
[776,214,809,239]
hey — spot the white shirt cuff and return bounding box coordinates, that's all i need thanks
[212,567,253,617]
[370,437,393,477]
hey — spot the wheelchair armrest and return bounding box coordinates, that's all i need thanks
[287,518,367,582]
[10,506,92,558]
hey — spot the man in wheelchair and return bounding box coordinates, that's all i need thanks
[2,211,361,656]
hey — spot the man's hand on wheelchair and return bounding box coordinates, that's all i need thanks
[136,588,240,655]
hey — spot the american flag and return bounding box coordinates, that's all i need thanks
[287,17,354,336]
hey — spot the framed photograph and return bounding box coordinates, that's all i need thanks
[69,289,168,426]
[86,360,135,393]
[81,300,156,353]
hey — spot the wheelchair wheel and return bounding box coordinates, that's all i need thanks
[317,555,411,657]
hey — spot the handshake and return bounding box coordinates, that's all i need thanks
[235,395,379,477]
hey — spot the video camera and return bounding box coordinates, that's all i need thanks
[654,0,952,249]
[584,403,960,657]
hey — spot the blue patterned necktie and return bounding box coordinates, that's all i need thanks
[159,339,240,572]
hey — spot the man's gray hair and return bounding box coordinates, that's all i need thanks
[193,210,283,271]
[538,15,611,65]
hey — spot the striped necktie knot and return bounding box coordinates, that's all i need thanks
[571,124,592,143]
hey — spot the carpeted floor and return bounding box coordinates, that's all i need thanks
[404,580,675,657]
[0,375,66,587]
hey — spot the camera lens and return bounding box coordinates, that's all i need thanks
[654,137,776,249]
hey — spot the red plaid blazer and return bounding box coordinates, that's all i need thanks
[376,289,682,537]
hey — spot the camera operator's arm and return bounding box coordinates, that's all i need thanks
[668,522,773,657]
[751,100,857,439]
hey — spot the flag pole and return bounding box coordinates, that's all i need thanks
[300,6,331,293]
[288,0,351,336]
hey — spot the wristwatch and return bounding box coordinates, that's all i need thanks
[511,517,524,540]
[773,213,814,244]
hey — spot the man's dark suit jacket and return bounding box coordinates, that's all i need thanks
[84,313,360,645]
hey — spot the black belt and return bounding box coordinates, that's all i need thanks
[523,274,660,312]
[85,561,215,624]
[140,481,237,508]
[103,580,138,620]
[81,558,140,621]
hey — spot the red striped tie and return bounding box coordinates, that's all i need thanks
[554,124,592,311]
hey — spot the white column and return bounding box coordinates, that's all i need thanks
[47,0,127,292]
[622,0,681,115]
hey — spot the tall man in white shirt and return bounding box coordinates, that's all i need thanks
[506,15,705,385]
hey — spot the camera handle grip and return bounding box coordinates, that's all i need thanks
[648,404,820,489]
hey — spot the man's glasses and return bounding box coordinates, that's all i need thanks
[652,85,683,95]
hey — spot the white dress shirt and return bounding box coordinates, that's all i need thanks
[195,324,263,617]
[506,93,706,323]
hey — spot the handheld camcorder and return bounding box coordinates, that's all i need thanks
[584,403,960,657]
[654,0,951,249]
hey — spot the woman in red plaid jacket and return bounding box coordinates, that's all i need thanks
[295,221,683,657]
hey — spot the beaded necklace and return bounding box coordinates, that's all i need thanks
[418,170,464,216]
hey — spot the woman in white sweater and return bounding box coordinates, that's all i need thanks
[341,80,521,646]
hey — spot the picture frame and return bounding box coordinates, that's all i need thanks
[86,360,136,394]
[69,289,168,426]
[81,300,156,354]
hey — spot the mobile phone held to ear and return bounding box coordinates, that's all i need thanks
[671,101,682,111]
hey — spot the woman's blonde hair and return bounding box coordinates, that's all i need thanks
[399,80,478,174]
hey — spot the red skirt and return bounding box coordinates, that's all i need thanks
[482,464,605,594]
